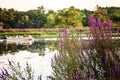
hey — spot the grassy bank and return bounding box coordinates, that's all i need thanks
[0,31,59,38]
[0,28,89,38]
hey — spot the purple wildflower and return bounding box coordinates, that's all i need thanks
[114,64,120,76]
[75,74,80,80]
[78,35,83,41]
[107,50,111,54]
[98,34,103,40]
[54,54,58,61]
[69,70,73,76]
[106,34,112,42]
[90,26,94,33]
[26,62,31,71]
[90,41,94,47]
[96,18,101,27]
[8,59,12,66]
[60,41,64,46]
[88,15,93,25]
[91,71,95,79]
[97,33,104,40]
[84,72,88,79]
[38,75,42,80]
[106,20,112,30]
[2,70,5,75]
[117,27,120,32]
[104,55,108,64]
[109,31,112,37]
[64,29,69,36]
[92,19,97,27]
[3,68,9,76]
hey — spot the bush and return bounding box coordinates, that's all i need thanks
[51,11,120,80]
[0,59,42,80]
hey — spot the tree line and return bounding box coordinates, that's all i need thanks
[0,6,120,29]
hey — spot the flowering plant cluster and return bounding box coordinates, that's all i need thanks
[51,11,120,80]
[0,59,42,80]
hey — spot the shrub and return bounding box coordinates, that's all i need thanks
[0,59,42,80]
[51,11,120,80]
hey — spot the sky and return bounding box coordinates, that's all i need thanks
[0,0,120,11]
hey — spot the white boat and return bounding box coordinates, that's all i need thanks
[6,35,34,44]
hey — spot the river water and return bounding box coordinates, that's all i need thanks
[0,39,58,80]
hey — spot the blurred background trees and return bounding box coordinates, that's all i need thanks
[0,5,120,29]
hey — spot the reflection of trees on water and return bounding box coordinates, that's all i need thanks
[27,40,58,54]
[27,40,46,54]
[0,40,57,55]
[0,42,7,55]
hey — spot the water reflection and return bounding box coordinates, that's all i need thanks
[0,39,58,56]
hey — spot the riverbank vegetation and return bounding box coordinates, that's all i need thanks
[51,11,120,80]
[0,5,120,29]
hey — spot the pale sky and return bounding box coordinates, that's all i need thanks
[0,0,120,11]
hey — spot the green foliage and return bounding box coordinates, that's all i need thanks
[1,6,120,28]
[0,8,16,28]
[45,10,56,28]
[55,6,84,28]
[107,7,120,26]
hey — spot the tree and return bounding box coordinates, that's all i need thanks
[0,8,16,28]
[55,6,84,28]
[45,10,56,28]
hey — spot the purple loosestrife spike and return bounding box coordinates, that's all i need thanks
[106,20,112,30]
[114,64,117,72]
[75,74,80,80]
[104,55,108,64]
[98,33,104,40]
[96,18,101,27]
[109,31,112,37]
[8,59,12,66]
[106,35,111,42]
[54,54,58,61]
[84,72,88,79]
[2,70,5,75]
[38,75,42,80]
[64,29,69,36]
[91,71,95,79]
[114,65,120,76]
[92,19,97,27]
[69,70,73,76]
[3,68,9,76]
[26,62,30,70]
[101,33,104,39]
[107,50,111,54]
[88,15,93,25]
[78,35,83,41]
[90,26,95,33]
[98,34,103,40]
[117,27,120,32]
[60,41,64,46]
[90,41,94,47]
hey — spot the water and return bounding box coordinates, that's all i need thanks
[0,39,58,80]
